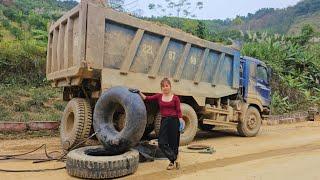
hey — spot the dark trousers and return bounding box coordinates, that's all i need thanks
[158,116,180,163]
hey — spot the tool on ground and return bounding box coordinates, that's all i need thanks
[179,144,215,154]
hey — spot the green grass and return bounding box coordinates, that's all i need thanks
[0,130,59,140]
[0,85,64,122]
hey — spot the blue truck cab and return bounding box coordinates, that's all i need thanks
[241,56,271,116]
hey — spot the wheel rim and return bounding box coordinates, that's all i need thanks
[247,114,257,130]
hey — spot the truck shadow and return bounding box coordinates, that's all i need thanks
[194,129,239,140]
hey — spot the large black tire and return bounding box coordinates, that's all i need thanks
[60,98,92,150]
[237,107,262,137]
[66,146,139,179]
[154,103,198,146]
[93,86,147,154]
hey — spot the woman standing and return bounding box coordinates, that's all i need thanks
[129,78,184,170]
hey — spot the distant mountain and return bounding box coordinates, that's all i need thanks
[150,0,320,35]
[234,0,320,34]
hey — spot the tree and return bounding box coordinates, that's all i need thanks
[107,0,143,16]
[196,20,206,39]
[232,15,243,26]
[148,0,203,18]
[108,0,125,12]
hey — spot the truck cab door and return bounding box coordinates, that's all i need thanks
[256,64,271,106]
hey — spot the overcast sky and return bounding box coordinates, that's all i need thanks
[80,0,302,19]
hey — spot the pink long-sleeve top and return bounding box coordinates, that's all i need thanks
[145,93,182,119]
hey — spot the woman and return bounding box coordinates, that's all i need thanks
[129,78,184,170]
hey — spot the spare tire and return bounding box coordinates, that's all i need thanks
[93,86,147,154]
[60,98,92,150]
[66,146,139,179]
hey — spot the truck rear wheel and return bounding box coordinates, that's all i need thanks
[60,98,92,150]
[93,86,147,154]
[142,102,158,138]
[237,107,261,137]
[180,103,198,145]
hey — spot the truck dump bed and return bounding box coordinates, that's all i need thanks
[46,0,241,100]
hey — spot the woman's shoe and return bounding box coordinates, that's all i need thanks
[167,162,175,170]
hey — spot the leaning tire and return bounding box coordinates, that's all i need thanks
[237,107,262,137]
[180,103,198,145]
[93,86,147,154]
[60,98,92,150]
[66,146,139,179]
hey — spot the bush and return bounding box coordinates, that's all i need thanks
[14,103,29,112]
[242,25,320,113]
[53,101,66,111]
[0,40,47,86]
[0,104,10,120]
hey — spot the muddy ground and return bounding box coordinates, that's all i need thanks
[1,121,320,180]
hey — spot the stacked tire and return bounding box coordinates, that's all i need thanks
[66,146,139,179]
[62,86,146,179]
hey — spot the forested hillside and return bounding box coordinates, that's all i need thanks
[236,0,320,34]
[0,0,319,118]
[0,0,77,122]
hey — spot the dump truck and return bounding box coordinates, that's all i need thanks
[46,0,271,152]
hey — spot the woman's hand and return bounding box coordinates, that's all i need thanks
[128,88,140,93]
[128,88,146,100]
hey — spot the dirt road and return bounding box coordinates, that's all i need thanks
[1,121,320,180]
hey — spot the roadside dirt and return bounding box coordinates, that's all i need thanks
[1,121,320,180]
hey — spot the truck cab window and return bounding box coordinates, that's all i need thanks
[257,65,268,83]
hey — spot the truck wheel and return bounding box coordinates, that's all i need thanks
[142,103,158,138]
[180,103,198,145]
[93,86,147,154]
[66,146,139,179]
[60,98,92,150]
[237,107,262,137]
